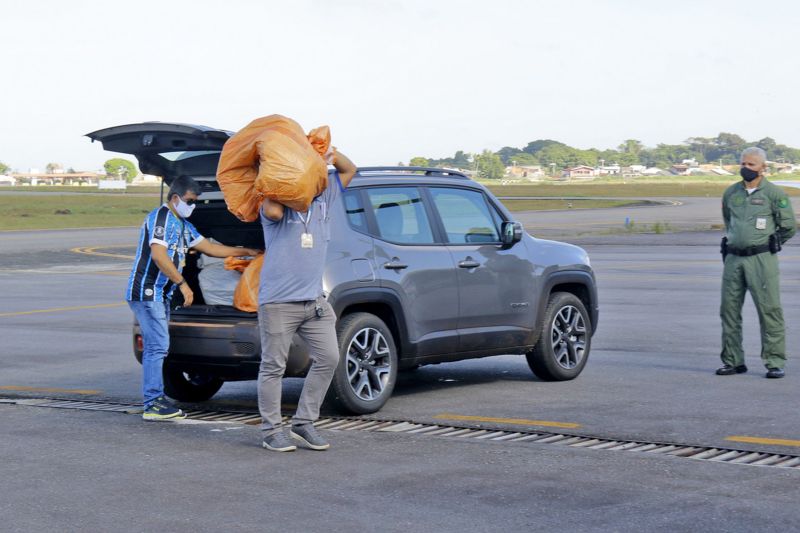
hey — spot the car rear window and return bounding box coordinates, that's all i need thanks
[365,187,435,245]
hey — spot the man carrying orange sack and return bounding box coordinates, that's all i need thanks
[126,175,260,421]
[257,148,357,452]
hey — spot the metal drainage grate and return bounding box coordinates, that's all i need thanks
[4,397,800,470]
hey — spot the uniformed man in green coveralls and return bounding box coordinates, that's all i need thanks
[718,146,796,379]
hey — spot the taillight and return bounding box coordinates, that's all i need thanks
[135,334,144,352]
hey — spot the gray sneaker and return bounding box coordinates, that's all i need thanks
[290,424,330,451]
[262,432,297,452]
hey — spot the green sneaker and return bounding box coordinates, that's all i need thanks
[142,397,186,421]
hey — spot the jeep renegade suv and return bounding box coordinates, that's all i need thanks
[88,122,598,414]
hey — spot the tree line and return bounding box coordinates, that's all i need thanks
[410,133,800,180]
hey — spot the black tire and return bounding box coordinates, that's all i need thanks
[327,312,398,414]
[526,292,591,381]
[163,365,224,402]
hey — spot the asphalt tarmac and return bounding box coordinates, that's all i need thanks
[1,198,799,532]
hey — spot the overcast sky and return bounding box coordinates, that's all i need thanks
[2,0,799,172]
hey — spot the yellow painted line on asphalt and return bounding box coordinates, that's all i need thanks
[433,413,581,429]
[725,435,800,448]
[71,246,135,260]
[0,385,102,395]
[0,302,126,317]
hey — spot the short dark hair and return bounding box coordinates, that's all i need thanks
[167,175,201,201]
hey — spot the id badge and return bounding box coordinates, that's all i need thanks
[756,217,767,230]
[301,232,314,249]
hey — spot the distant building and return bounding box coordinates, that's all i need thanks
[622,165,646,178]
[669,164,689,175]
[562,165,596,179]
[506,165,544,180]
[130,173,161,186]
[773,162,796,174]
[698,164,733,176]
[10,171,104,186]
[641,167,670,176]
[597,164,621,176]
[671,158,701,175]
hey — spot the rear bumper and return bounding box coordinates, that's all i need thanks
[132,309,312,380]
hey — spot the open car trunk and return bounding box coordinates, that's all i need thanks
[171,196,264,304]
[87,121,264,311]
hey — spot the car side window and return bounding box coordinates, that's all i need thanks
[366,187,435,244]
[343,190,368,233]
[430,188,500,244]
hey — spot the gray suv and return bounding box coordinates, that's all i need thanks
[88,123,599,414]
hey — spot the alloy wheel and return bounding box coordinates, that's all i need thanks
[346,327,392,401]
[549,305,587,370]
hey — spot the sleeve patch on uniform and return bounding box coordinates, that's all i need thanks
[779,197,789,208]
[154,225,165,238]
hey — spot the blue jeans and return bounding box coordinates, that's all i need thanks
[128,300,170,408]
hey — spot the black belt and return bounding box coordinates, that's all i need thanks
[727,244,771,257]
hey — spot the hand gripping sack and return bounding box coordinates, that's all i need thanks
[225,254,264,313]
[217,115,330,221]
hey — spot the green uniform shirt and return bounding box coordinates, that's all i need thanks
[722,179,796,249]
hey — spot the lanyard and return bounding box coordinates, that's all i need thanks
[297,205,312,232]
[181,220,187,252]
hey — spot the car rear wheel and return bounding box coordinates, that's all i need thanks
[328,312,398,414]
[526,292,591,381]
[163,365,224,402]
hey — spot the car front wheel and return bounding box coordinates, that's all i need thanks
[163,365,224,402]
[526,292,591,381]
[328,312,398,414]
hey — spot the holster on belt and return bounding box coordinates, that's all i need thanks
[769,233,782,254]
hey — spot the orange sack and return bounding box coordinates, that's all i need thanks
[225,254,264,312]
[217,115,331,221]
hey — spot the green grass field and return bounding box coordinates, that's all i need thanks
[0,194,161,230]
[501,199,643,211]
[3,185,163,195]
[3,176,799,230]
[485,181,800,198]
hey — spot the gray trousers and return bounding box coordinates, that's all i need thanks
[257,299,339,436]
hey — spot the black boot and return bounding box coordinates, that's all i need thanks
[766,368,785,379]
[716,364,747,376]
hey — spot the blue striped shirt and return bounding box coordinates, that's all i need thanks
[126,204,204,301]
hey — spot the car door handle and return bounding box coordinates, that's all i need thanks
[383,261,408,270]
[458,260,480,269]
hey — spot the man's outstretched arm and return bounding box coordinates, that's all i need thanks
[331,150,357,188]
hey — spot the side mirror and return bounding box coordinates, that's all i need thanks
[501,221,523,247]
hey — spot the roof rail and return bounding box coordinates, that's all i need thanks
[354,166,471,180]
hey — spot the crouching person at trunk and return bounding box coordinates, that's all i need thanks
[257,150,357,452]
[126,175,260,421]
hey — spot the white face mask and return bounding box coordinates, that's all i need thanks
[174,197,196,218]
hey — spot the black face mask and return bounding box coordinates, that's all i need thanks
[740,166,760,182]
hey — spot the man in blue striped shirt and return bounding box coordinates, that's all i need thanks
[127,175,259,420]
